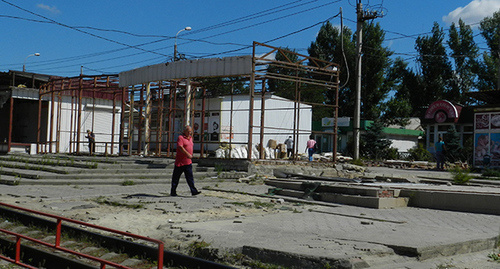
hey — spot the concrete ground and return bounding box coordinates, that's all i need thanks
[0,161,499,268]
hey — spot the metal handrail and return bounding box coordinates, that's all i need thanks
[0,202,164,269]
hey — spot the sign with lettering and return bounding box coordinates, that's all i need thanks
[424,100,460,122]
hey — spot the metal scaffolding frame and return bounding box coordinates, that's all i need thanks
[33,42,339,161]
[37,75,123,155]
[120,42,340,161]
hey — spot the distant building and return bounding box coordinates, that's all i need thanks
[0,71,122,154]
[316,117,424,155]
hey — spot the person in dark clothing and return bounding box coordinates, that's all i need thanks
[86,130,95,155]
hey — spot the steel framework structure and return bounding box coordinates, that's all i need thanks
[36,42,340,161]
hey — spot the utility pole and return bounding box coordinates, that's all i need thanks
[353,0,382,159]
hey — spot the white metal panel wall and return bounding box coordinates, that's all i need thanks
[219,95,312,151]
[49,96,120,154]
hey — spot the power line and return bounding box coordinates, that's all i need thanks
[0,0,169,57]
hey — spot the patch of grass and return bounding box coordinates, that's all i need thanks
[449,166,473,185]
[488,249,500,262]
[122,180,135,186]
[480,169,500,180]
[227,201,275,209]
[245,260,286,269]
[94,196,143,209]
[350,159,364,166]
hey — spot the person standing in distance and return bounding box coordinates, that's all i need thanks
[284,136,294,158]
[435,136,446,171]
[85,130,95,155]
[305,135,316,162]
[171,125,201,196]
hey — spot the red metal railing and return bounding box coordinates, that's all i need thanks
[0,202,164,269]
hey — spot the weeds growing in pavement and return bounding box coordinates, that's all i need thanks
[449,166,473,185]
[122,180,135,186]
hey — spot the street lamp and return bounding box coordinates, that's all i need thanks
[23,53,41,72]
[174,26,191,61]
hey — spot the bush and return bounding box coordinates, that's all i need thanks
[449,166,473,185]
[408,143,433,161]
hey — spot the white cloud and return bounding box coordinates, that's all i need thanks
[37,4,60,14]
[443,0,500,27]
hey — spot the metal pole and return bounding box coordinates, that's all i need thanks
[111,91,116,155]
[120,87,126,155]
[353,0,363,160]
[248,43,257,160]
[77,76,83,154]
[49,84,55,153]
[138,85,144,154]
[8,93,13,153]
[37,87,43,154]
[128,87,134,156]
[200,88,207,158]
[259,79,266,159]
[185,78,192,126]
[145,82,151,155]
[158,83,165,156]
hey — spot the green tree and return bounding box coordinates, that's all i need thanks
[448,19,479,104]
[360,120,392,159]
[199,77,247,97]
[267,47,302,100]
[308,21,393,120]
[415,22,454,106]
[478,11,500,91]
[382,57,422,123]
[307,22,356,117]
[443,125,462,162]
[359,22,394,119]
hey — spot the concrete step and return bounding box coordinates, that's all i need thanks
[273,188,408,209]
[265,179,398,197]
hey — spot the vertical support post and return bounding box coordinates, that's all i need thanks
[92,77,97,132]
[185,78,192,126]
[229,84,234,157]
[259,79,266,159]
[333,72,340,163]
[138,85,144,154]
[76,76,83,154]
[248,42,257,160]
[297,90,301,157]
[49,84,55,153]
[168,83,177,157]
[37,87,43,154]
[144,82,151,155]
[200,88,206,157]
[353,0,363,160]
[157,243,164,269]
[56,81,62,153]
[55,219,62,247]
[128,88,134,156]
[111,91,116,155]
[15,237,20,262]
[69,79,75,153]
[292,68,300,161]
[158,83,165,156]
[8,93,14,153]
[120,87,126,155]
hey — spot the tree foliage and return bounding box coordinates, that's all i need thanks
[360,120,392,159]
[447,19,479,104]
[478,10,500,91]
[415,22,454,105]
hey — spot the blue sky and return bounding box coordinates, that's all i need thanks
[1,0,499,77]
